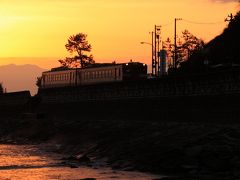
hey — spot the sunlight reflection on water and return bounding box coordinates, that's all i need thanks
[0,145,161,180]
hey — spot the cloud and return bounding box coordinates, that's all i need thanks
[211,0,239,3]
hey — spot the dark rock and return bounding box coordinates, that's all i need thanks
[76,154,91,163]
[70,164,78,168]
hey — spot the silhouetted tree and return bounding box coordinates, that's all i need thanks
[0,83,4,94]
[164,30,204,74]
[181,30,204,61]
[36,77,42,88]
[59,33,95,68]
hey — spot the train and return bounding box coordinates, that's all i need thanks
[40,61,147,89]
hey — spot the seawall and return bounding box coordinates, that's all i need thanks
[36,69,240,123]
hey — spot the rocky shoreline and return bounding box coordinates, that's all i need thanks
[0,113,240,180]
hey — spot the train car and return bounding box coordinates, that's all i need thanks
[41,67,76,88]
[40,61,147,89]
[79,64,122,85]
[122,61,147,80]
[41,64,123,88]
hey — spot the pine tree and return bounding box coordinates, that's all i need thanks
[59,33,95,68]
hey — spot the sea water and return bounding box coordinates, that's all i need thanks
[0,144,162,180]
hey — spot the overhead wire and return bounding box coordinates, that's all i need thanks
[161,21,173,27]
[182,19,225,25]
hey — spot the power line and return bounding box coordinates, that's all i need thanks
[161,21,173,27]
[182,19,225,25]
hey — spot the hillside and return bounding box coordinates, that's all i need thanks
[0,64,46,95]
[180,12,240,73]
[205,12,240,65]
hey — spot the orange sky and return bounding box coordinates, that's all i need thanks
[0,0,238,69]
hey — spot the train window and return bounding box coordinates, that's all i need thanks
[90,72,92,79]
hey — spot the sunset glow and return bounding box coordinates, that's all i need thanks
[0,0,238,68]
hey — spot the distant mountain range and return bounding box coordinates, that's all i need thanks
[0,64,46,95]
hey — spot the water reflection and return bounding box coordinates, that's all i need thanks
[0,145,161,180]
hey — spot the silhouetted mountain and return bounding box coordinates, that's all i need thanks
[0,64,46,95]
[205,12,240,65]
[180,12,240,73]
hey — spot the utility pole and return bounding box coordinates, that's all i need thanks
[155,25,161,76]
[154,25,157,76]
[174,18,182,69]
[151,31,154,75]
[225,13,233,22]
